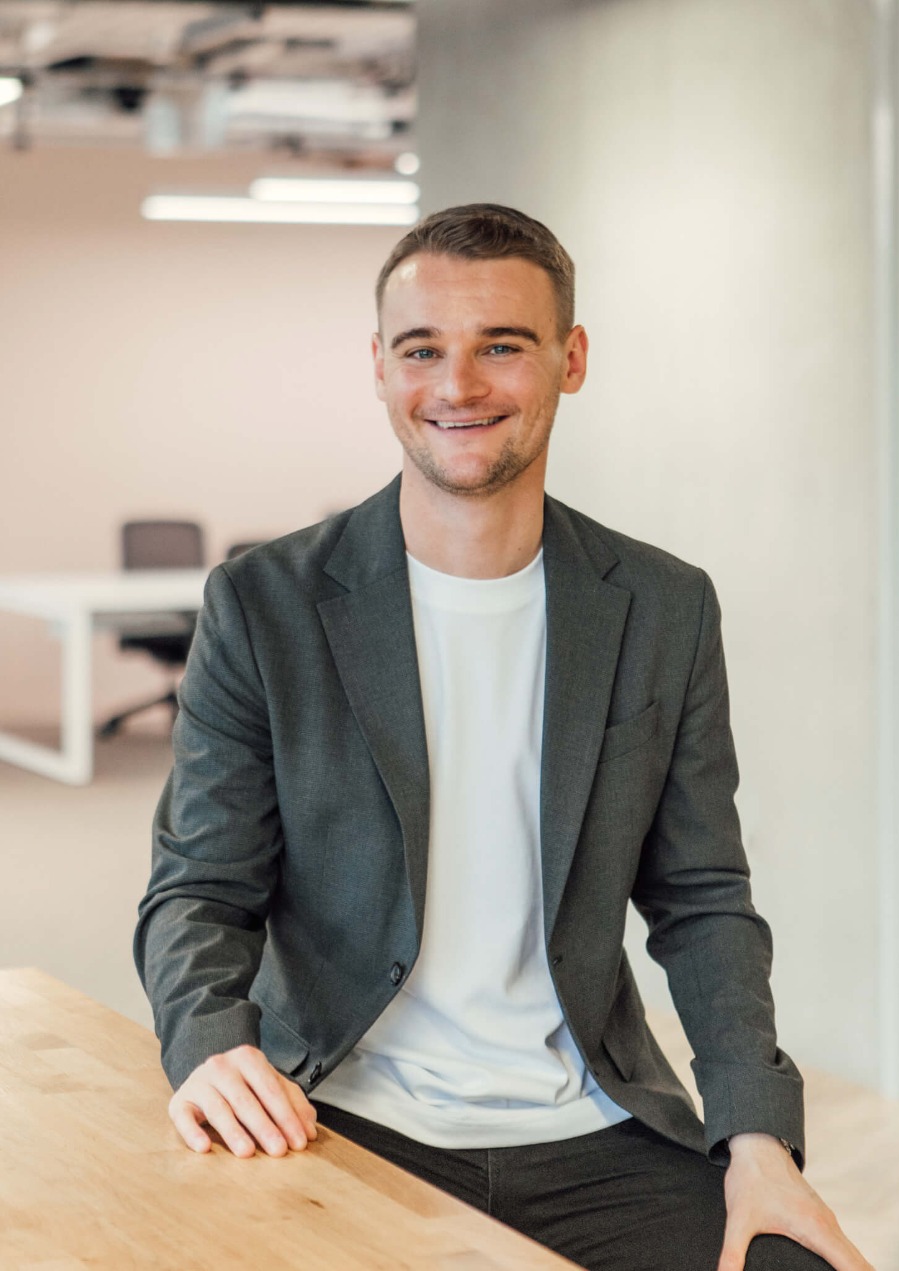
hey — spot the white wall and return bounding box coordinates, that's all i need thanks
[417,0,880,1087]
[0,147,404,725]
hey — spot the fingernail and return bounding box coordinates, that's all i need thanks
[291,1132,307,1150]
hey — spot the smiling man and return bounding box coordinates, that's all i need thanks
[136,205,870,1271]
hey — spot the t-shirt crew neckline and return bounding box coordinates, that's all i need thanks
[406,547,545,615]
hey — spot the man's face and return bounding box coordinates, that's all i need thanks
[373,252,587,498]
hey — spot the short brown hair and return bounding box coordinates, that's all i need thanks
[375,203,575,335]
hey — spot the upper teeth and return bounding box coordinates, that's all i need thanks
[433,417,501,429]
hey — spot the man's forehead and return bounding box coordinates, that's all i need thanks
[383,251,550,290]
[379,252,555,327]
[390,257,424,289]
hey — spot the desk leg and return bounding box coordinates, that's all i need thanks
[59,609,94,784]
[0,611,93,785]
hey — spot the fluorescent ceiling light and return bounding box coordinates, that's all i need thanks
[0,78,23,110]
[141,195,419,226]
[250,177,419,205]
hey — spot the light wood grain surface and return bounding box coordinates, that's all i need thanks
[0,968,576,1270]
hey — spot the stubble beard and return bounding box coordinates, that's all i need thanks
[392,395,560,499]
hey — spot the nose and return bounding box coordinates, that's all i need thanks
[435,352,490,407]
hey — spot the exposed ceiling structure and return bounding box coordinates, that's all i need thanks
[0,1,416,170]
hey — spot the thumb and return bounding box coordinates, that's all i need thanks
[716,1218,751,1271]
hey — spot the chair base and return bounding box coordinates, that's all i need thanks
[97,688,179,739]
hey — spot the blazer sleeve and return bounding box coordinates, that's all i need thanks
[630,571,805,1165]
[134,564,283,1091]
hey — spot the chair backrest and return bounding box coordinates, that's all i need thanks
[122,521,204,571]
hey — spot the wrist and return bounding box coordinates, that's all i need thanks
[728,1132,795,1161]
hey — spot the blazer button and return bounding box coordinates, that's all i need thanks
[551,953,564,967]
[390,962,405,986]
[309,1061,322,1084]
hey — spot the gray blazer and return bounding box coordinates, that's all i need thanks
[134,475,804,1163]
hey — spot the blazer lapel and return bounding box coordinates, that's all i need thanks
[541,497,631,936]
[315,481,630,946]
[317,477,430,942]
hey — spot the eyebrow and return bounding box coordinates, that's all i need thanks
[481,326,540,344]
[390,326,438,350]
[389,324,541,351]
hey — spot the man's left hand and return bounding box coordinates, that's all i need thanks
[718,1133,874,1271]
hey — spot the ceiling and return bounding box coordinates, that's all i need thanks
[0,1,416,170]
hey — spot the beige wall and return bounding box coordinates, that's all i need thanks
[0,0,884,1091]
[417,0,880,1087]
[0,147,404,723]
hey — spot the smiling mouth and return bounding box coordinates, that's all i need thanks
[427,415,506,430]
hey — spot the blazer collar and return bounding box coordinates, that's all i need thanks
[322,473,407,589]
[317,477,631,944]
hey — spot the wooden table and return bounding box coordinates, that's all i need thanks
[0,969,576,1270]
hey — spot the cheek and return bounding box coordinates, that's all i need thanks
[388,371,426,409]
[382,379,422,426]
[507,366,557,409]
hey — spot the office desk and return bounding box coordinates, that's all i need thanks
[0,969,574,1270]
[0,570,207,784]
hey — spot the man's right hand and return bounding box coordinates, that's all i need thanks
[168,1044,318,1157]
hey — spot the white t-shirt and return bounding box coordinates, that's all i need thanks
[314,548,630,1147]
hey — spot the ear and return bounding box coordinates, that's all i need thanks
[560,325,588,395]
[372,331,387,402]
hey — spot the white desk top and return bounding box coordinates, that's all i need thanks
[0,570,209,620]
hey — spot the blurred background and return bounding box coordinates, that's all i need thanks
[0,0,897,1164]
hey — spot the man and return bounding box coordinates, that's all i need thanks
[135,205,870,1271]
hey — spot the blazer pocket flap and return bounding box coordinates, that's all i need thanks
[598,701,659,764]
[258,1001,311,1080]
[602,972,647,1081]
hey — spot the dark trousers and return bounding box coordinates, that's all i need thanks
[315,1104,834,1271]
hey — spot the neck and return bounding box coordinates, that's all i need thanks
[399,458,546,579]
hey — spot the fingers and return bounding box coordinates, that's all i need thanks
[716,1217,750,1271]
[169,1098,212,1154]
[282,1071,318,1142]
[717,1187,873,1271]
[168,1045,317,1158]
[796,1213,875,1271]
[197,1084,263,1158]
[236,1048,317,1150]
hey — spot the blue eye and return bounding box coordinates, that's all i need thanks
[407,348,437,360]
[488,344,516,355]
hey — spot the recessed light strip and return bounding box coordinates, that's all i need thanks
[250,177,419,205]
[141,196,419,226]
[0,77,23,109]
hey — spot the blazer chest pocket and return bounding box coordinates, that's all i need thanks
[598,701,659,764]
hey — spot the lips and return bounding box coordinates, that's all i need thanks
[427,415,506,430]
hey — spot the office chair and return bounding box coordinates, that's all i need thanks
[97,520,205,739]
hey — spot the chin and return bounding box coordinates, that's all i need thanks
[423,461,529,498]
